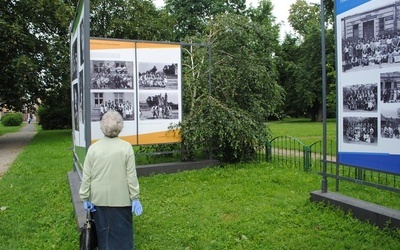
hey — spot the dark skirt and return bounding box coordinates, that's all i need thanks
[93,206,134,250]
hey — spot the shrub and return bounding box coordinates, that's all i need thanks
[1,113,23,126]
[37,105,71,130]
[180,96,268,163]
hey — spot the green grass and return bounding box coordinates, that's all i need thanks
[0,130,78,249]
[1,129,400,249]
[267,118,337,154]
[137,164,400,249]
[267,118,337,145]
[0,123,24,136]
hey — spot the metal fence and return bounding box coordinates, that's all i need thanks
[259,136,400,193]
[131,137,400,193]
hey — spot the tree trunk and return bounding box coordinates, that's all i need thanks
[310,103,323,122]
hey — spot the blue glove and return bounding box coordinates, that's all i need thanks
[131,200,143,216]
[83,200,96,212]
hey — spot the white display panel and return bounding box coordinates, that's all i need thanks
[89,39,182,145]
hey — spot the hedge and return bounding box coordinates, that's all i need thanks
[1,113,23,126]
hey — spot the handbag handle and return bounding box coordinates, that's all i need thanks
[85,210,94,229]
[86,209,92,220]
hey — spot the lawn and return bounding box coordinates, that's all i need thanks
[267,118,337,145]
[0,130,78,249]
[1,127,400,249]
[267,118,337,155]
[137,163,400,249]
[0,123,25,136]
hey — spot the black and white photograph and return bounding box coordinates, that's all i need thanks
[341,3,400,73]
[91,92,135,121]
[138,62,178,90]
[139,92,179,120]
[381,71,400,103]
[343,116,378,145]
[79,21,84,65]
[90,60,134,89]
[342,83,377,112]
[73,83,79,131]
[79,70,84,124]
[71,39,78,80]
[380,108,400,139]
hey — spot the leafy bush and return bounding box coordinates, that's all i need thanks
[180,96,268,163]
[37,105,71,130]
[1,113,23,126]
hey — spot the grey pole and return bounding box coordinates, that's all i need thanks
[320,0,328,193]
[84,0,91,152]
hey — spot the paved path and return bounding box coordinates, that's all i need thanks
[0,122,37,177]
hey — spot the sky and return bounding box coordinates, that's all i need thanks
[152,0,321,39]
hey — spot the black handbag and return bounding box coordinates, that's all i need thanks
[80,210,98,250]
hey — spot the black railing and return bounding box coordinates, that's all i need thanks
[260,136,400,193]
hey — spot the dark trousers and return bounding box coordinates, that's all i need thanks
[93,206,134,250]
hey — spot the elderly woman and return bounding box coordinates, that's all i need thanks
[79,110,142,250]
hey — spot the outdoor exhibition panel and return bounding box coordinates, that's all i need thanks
[336,0,400,174]
[89,39,182,145]
[70,0,182,173]
[70,0,90,167]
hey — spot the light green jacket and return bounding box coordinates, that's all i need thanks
[79,137,140,206]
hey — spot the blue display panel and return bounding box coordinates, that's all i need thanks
[336,0,400,174]
[336,0,371,15]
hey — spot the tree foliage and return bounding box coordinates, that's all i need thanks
[1,113,23,127]
[277,0,336,121]
[0,0,75,111]
[209,11,282,120]
[90,0,175,41]
[275,35,304,117]
[180,3,284,162]
[37,80,72,130]
[181,95,269,162]
[165,0,246,39]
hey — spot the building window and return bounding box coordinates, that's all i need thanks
[94,93,104,108]
[114,92,124,103]
[379,17,385,33]
[92,61,104,73]
[353,24,359,39]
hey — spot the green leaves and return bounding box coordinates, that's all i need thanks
[0,0,74,111]
[181,96,268,162]
[1,113,23,127]
[178,3,284,163]
[276,0,336,121]
[165,0,246,39]
[90,0,175,41]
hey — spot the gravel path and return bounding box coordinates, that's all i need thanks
[0,122,37,177]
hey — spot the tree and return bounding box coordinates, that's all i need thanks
[180,3,284,162]
[0,0,75,113]
[279,0,335,121]
[90,0,175,41]
[275,34,305,118]
[0,0,177,129]
[165,0,246,40]
[210,4,282,121]
[288,0,320,37]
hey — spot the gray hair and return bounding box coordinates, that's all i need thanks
[100,110,124,138]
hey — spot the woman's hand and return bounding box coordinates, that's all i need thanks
[131,200,143,216]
